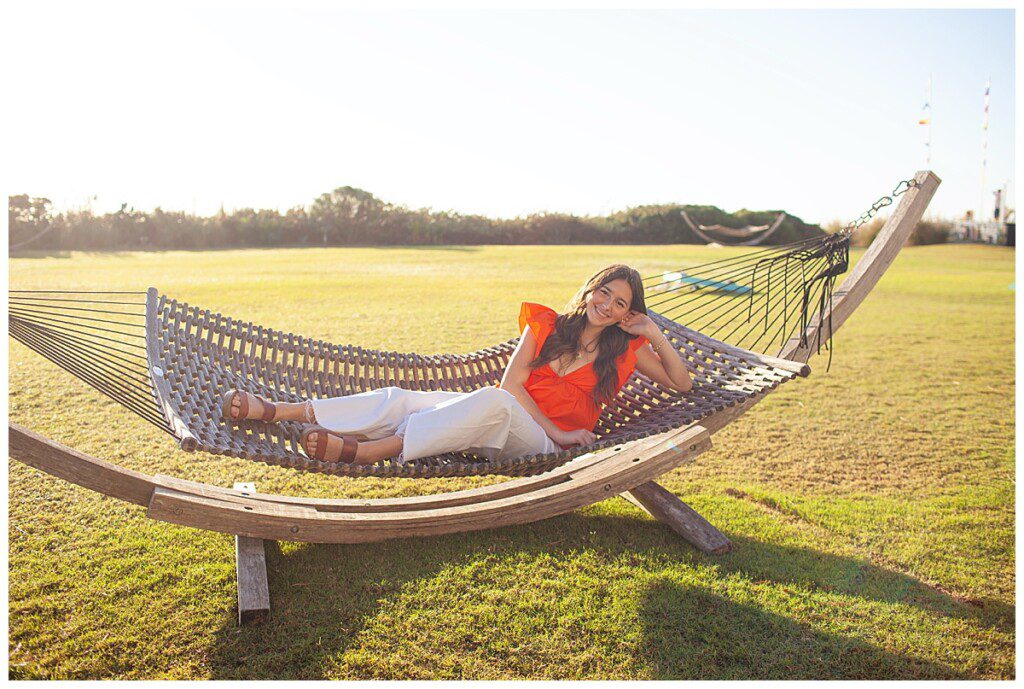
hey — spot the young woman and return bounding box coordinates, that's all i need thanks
[220,264,693,464]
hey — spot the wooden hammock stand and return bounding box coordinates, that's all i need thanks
[8,171,940,625]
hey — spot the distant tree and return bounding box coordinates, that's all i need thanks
[310,186,384,245]
[908,219,951,245]
[9,194,54,249]
[11,186,862,251]
[9,194,51,225]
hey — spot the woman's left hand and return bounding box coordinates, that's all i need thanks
[616,311,657,338]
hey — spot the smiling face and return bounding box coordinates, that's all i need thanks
[585,278,634,327]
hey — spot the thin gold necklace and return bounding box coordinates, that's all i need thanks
[575,334,600,360]
[558,333,600,376]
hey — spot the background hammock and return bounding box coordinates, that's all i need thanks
[680,211,788,246]
[8,178,920,479]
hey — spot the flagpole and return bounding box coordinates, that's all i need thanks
[926,74,932,167]
[919,75,932,168]
[981,78,990,221]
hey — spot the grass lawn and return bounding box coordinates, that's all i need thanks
[8,243,1014,679]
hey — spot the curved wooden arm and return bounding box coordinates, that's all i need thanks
[779,170,942,363]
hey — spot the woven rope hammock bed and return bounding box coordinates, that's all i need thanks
[9,173,939,599]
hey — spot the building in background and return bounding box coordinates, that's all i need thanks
[952,187,1014,245]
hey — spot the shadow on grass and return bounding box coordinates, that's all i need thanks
[639,579,964,680]
[206,510,998,679]
[355,245,483,252]
[9,245,484,260]
[710,534,1015,634]
[9,250,76,260]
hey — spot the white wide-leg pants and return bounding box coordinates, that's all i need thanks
[309,386,560,464]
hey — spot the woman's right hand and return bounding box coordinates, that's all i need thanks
[553,428,597,448]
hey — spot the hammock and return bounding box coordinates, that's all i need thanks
[9,175,932,481]
[696,222,771,239]
[682,211,788,246]
[9,288,808,479]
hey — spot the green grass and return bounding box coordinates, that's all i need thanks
[8,244,1014,679]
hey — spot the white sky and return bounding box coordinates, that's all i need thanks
[4,3,1016,225]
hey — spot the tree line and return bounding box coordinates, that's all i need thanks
[11,186,843,251]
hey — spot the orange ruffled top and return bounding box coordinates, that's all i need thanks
[499,302,648,433]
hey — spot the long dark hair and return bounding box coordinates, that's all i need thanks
[528,264,647,410]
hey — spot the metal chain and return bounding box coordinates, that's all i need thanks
[840,178,920,235]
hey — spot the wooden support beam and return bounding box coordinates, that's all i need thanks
[146,427,712,543]
[623,482,732,554]
[233,482,270,626]
[9,423,156,507]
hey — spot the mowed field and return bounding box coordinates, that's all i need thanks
[8,243,1014,679]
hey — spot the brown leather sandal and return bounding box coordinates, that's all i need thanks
[301,425,360,463]
[221,389,277,422]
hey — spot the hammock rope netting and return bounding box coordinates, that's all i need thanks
[8,180,917,478]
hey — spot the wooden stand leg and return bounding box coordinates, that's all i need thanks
[233,482,271,625]
[623,481,733,554]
